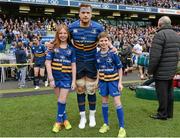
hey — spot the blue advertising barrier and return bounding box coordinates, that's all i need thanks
[119,5,158,13]
[40,35,54,44]
[0,0,179,15]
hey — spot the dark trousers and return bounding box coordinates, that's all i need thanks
[155,79,174,118]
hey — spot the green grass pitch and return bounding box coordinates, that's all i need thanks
[0,88,180,137]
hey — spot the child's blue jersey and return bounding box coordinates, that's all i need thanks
[0,39,6,51]
[96,50,123,81]
[46,45,76,81]
[31,44,46,64]
[69,20,104,62]
[22,38,30,48]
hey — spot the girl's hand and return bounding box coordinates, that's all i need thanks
[49,80,55,88]
[118,82,123,92]
[71,81,76,90]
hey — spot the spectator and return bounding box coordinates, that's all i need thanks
[132,38,144,79]
[148,16,180,120]
[0,33,6,52]
[31,36,47,89]
[119,41,133,75]
[15,40,28,88]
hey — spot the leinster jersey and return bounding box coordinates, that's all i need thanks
[0,39,6,51]
[21,38,30,48]
[46,45,76,81]
[69,20,104,62]
[31,45,46,64]
[96,50,123,81]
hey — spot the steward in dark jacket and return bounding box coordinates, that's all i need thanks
[15,46,27,68]
[148,25,180,80]
[15,41,28,88]
[148,16,180,120]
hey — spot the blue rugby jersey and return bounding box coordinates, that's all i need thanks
[69,20,104,62]
[96,50,123,81]
[0,39,6,51]
[21,38,30,48]
[46,45,76,81]
[31,44,46,64]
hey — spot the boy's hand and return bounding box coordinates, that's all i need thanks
[111,46,118,53]
[118,82,123,92]
[109,43,118,53]
[94,80,99,90]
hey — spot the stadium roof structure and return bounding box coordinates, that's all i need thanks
[0,0,179,23]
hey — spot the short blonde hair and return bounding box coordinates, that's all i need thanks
[98,32,111,41]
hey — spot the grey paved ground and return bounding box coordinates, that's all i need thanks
[0,70,142,90]
[0,70,144,98]
[0,90,52,98]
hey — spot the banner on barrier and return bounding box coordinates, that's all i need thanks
[158,8,180,15]
[119,5,158,13]
[0,0,180,15]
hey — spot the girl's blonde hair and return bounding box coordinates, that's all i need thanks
[52,24,70,49]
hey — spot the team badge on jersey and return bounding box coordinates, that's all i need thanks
[107,57,112,63]
[73,29,78,33]
[60,55,65,60]
[97,59,100,63]
[54,48,60,53]
[66,49,72,56]
[92,29,97,34]
[101,65,106,69]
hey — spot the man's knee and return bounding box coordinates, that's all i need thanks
[40,69,45,77]
[85,80,97,95]
[76,78,86,94]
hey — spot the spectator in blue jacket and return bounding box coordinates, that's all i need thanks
[0,33,6,52]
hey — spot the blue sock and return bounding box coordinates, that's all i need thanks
[102,103,108,125]
[88,94,96,110]
[56,102,66,123]
[77,94,85,112]
[116,105,124,128]
[63,111,67,121]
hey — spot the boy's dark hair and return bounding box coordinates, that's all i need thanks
[79,3,92,11]
[33,35,40,41]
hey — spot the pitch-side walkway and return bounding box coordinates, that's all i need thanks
[0,71,144,98]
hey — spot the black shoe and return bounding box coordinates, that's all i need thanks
[150,114,167,120]
[167,116,173,119]
[129,85,136,91]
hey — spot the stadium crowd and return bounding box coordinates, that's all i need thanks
[85,0,180,9]
[0,16,180,86]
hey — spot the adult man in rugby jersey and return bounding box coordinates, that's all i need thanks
[68,4,104,129]
[31,36,47,89]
